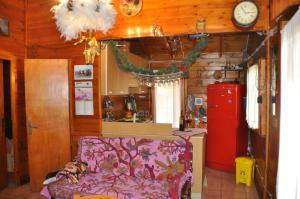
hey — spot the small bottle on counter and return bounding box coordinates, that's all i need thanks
[179,111,185,131]
[194,113,200,128]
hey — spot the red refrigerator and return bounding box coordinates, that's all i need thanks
[207,83,247,172]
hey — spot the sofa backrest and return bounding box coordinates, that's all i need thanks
[77,136,192,181]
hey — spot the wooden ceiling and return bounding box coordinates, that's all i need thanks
[123,33,260,61]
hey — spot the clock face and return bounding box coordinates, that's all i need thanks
[233,1,259,28]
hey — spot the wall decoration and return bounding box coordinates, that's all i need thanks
[213,71,222,80]
[74,65,93,80]
[120,0,143,17]
[195,98,203,106]
[0,17,9,36]
[75,82,94,115]
[187,95,195,112]
[51,0,116,41]
[108,34,208,86]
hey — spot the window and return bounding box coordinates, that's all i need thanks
[154,82,181,128]
[246,64,259,129]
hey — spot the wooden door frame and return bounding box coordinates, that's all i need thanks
[0,49,22,185]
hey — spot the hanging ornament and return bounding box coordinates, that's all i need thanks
[51,0,116,41]
[120,0,143,17]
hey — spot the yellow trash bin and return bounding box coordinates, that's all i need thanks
[235,157,255,186]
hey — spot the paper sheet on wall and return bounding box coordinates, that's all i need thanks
[75,81,94,115]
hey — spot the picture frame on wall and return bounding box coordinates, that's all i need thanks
[0,17,9,36]
[75,81,94,115]
[74,65,93,80]
[195,97,203,106]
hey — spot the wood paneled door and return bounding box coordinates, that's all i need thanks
[25,59,71,191]
[0,60,8,190]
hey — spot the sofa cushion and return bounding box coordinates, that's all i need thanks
[77,136,192,182]
[48,171,171,199]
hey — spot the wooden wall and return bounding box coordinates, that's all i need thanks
[26,0,269,58]
[187,52,245,109]
[0,0,298,193]
[24,0,269,155]
[270,0,300,21]
[251,23,282,199]
[69,56,102,158]
[0,0,25,57]
[0,0,28,184]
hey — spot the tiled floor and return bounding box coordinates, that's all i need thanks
[0,184,45,199]
[0,168,259,199]
[202,167,259,199]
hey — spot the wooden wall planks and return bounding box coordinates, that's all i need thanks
[0,0,27,184]
[265,23,281,199]
[14,60,28,183]
[270,0,300,21]
[187,52,245,109]
[70,56,102,133]
[0,0,25,57]
[26,0,269,58]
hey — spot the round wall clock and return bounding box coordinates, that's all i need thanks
[120,0,143,17]
[232,0,259,28]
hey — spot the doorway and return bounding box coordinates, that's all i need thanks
[0,50,29,191]
[0,59,14,189]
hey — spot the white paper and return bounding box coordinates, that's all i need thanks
[75,87,94,115]
[74,65,93,80]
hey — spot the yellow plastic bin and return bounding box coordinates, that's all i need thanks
[235,157,255,186]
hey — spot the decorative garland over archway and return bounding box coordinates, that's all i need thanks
[108,35,208,86]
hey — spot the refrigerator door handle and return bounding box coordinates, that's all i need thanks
[208,104,218,108]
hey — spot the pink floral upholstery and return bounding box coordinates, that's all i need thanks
[45,136,192,199]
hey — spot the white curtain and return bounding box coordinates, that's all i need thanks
[277,8,300,199]
[154,82,181,128]
[246,64,259,129]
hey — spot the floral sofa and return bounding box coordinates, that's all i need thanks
[41,136,193,199]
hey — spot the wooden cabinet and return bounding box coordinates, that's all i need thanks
[101,45,149,95]
[128,86,149,94]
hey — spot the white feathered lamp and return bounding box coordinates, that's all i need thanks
[51,0,116,63]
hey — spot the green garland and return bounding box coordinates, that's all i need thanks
[108,35,208,78]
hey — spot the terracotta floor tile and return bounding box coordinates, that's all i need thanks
[245,187,259,199]
[202,190,222,199]
[0,184,44,199]
[221,172,236,181]
[203,171,222,191]
[205,167,223,178]
[221,191,247,199]
[222,181,246,193]
[205,168,259,199]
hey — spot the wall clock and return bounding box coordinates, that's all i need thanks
[120,0,143,17]
[232,0,259,28]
